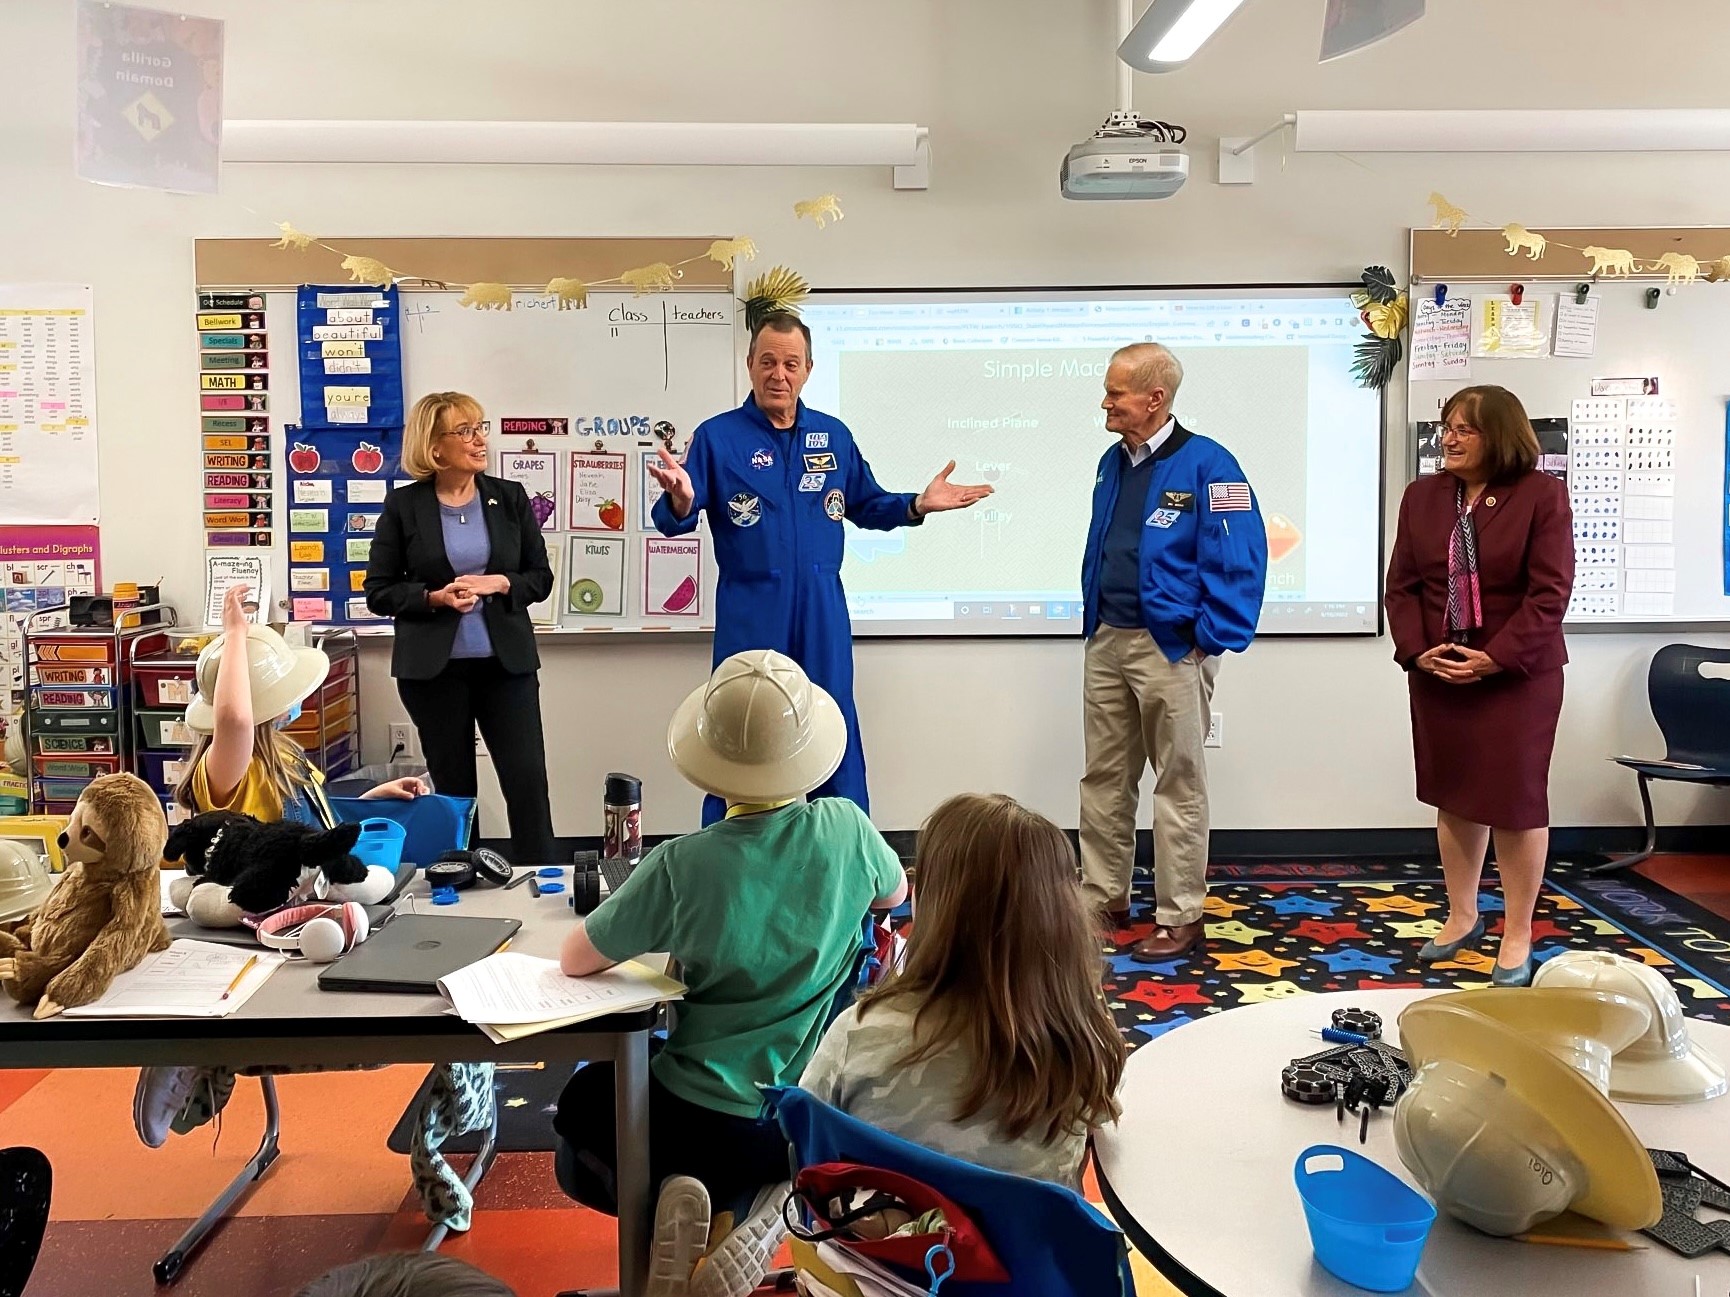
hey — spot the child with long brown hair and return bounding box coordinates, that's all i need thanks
[801,793,1125,1187]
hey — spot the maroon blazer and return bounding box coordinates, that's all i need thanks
[1385,469,1574,678]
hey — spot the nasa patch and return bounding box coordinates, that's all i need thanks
[805,432,830,450]
[1146,508,1181,529]
[824,488,846,522]
[749,448,774,470]
[727,493,763,528]
[799,473,826,492]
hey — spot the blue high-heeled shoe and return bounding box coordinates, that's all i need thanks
[1490,955,1534,987]
[1417,917,1485,963]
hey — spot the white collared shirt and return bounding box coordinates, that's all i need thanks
[1122,416,1176,467]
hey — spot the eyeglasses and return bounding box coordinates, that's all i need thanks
[445,420,491,443]
[1441,423,1481,440]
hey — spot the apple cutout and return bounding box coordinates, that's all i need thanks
[661,574,698,614]
[288,443,321,474]
[352,443,385,474]
[1266,513,1303,564]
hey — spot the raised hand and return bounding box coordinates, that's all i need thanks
[916,461,993,515]
[222,583,254,635]
[648,445,695,519]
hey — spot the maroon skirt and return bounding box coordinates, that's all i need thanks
[1408,667,1564,830]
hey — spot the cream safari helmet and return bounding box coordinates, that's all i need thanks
[1394,990,1662,1237]
[666,650,847,804]
[184,625,329,734]
[1533,950,1728,1104]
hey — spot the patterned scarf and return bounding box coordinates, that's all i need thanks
[1446,479,1483,640]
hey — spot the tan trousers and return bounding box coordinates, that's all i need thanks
[1078,624,1218,927]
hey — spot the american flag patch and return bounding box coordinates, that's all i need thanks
[1208,481,1252,512]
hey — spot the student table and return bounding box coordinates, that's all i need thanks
[1095,988,1730,1297]
[0,869,664,1296]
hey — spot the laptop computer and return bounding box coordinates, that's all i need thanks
[317,914,521,994]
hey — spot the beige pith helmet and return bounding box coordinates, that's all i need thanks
[184,625,329,734]
[666,650,847,804]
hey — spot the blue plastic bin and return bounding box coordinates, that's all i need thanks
[1294,1145,1435,1292]
[349,817,407,872]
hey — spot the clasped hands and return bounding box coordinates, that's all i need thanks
[1416,642,1501,685]
[430,573,509,613]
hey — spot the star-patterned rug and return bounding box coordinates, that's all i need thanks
[1104,860,1730,1047]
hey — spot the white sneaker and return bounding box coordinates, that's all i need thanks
[647,1175,713,1297]
[132,1066,204,1149]
[690,1181,790,1297]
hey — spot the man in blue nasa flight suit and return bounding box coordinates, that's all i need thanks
[650,313,992,825]
[1079,342,1268,961]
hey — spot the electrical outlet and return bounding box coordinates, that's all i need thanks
[1205,711,1222,748]
[389,724,417,758]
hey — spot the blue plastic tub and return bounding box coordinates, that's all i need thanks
[1294,1145,1435,1292]
[349,817,407,872]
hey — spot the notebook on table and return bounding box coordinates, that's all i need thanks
[317,914,522,993]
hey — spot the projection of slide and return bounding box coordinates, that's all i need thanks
[801,291,1383,638]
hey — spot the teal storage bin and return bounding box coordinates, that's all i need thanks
[349,817,406,871]
[1295,1145,1435,1292]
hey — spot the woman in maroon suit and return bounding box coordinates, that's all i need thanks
[1386,386,1574,987]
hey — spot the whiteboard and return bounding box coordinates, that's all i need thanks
[1406,281,1730,625]
[260,287,737,633]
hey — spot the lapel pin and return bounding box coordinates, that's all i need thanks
[1485,496,1497,507]
[487,498,497,506]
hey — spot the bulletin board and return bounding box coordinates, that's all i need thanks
[193,238,739,634]
[1409,227,1730,626]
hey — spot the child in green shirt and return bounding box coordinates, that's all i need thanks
[554,650,907,1297]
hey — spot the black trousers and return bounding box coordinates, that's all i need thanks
[554,1060,790,1227]
[396,656,558,864]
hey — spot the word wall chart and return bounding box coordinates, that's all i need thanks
[1567,395,1678,619]
[197,291,274,549]
[287,286,406,624]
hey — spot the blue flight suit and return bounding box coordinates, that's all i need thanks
[1081,423,1268,656]
[653,396,920,825]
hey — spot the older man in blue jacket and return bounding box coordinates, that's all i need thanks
[651,313,991,826]
[1080,343,1268,960]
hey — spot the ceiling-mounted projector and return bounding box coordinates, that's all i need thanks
[1061,110,1189,200]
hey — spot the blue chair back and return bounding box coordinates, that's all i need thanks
[1649,644,1730,769]
[764,1086,1135,1297]
[327,793,476,866]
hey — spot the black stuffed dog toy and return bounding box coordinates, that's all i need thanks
[163,812,369,927]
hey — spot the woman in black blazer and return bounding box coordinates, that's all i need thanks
[365,391,557,863]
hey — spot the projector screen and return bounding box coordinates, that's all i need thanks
[800,287,1385,638]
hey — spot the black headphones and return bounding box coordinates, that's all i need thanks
[425,848,515,891]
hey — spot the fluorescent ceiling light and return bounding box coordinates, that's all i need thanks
[221,120,932,187]
[1118,0,1249,72]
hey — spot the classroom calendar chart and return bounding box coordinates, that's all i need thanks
[0,285,99,524]
[296,286,405,430]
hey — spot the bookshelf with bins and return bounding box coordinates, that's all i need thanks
[21,603,178,819]
[289,630,360,784]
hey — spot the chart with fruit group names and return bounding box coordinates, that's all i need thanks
[236,286,736,632]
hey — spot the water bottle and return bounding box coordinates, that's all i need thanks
[603,772,642,865]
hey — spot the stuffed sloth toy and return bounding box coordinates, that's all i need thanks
[163,811,394,929]
[0,773,172,1018]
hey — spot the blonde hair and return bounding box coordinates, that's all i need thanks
[858,793,1125,1144]
[174,725,312,816]
[402,391,483,481]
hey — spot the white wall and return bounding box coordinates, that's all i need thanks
[8,0,1730,836]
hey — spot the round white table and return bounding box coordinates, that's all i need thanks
[1095,989,1730,1296]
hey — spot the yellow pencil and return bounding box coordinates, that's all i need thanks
[219,955,259,1001]
[1513,1233,1643,1252]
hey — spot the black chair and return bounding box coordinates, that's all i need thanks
[1592,644,1730,875]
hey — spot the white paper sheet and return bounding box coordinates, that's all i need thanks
[1552,297,1599,358]
[204,553,268,627]
[1624,545,1676,570]
[62,939,283,1017]
[1409,296,1471,380]
[0,285,99,524]
[436,952,683,1027]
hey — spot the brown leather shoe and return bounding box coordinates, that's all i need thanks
[1130,919,1205,961]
